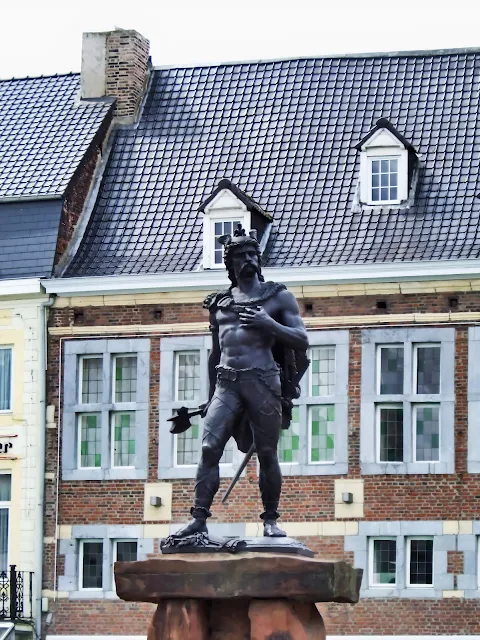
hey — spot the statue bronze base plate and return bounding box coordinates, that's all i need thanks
[160,533,314,557]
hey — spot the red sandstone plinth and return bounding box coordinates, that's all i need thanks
[115,552,362,639]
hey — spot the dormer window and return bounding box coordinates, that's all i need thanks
[371,158,398,203]
[199,179,272,270]
[356,119,418,207]
[213,219,242,265]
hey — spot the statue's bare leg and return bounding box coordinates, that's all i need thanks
[174,388,241,538]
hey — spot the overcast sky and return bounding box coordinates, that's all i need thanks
[1,0,479,79]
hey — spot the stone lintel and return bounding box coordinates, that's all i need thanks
[115,552,362,604]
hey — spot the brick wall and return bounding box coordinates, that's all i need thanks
[105,30,150,119]
[54,108,114,267]
[43,289,480,636]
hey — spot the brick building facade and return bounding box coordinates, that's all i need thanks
[38,35,480,639]
[41,282,480,638]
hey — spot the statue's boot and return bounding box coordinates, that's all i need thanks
[173,507,210,538]
[261,511,287,537]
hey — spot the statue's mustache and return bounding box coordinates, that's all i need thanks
[239,263,259,276]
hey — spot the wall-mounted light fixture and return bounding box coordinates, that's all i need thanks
[342,492,353,504]
[150,496,163,507]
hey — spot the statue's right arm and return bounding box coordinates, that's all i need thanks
[208,311,220,401]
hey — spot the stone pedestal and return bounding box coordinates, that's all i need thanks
[115,552,362,640]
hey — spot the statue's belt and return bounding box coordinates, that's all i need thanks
[215,364,279,382]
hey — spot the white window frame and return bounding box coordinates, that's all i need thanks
[279,330,349,476]
[112,354,137,404]
[0,347,12,414]
[174,351,201,403]
[358,127,408,206]
[78,354,103,405]
[368,537,397,588]
[376,344,404,395]
[368,156,401,205]
[0,473,11,572]
[202,187,251,269]
[361,328,455,475]
[77,412,102,470]
[79,539,104,591]
[63,339,150,481]
[413,343,441,395]
[112,539,137,586]
[412,404,441,463]
[406,536,434,588]
[159,335,241,479]
[110,411,136,470]
[375,403,404,464]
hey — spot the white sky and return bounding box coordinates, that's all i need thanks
[1,0,479,79]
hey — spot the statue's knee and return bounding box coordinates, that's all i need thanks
[257,446,277,465]
[201,442,222,466]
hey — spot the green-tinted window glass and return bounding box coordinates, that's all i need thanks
[309,405,335,463]
[310,347,335,396]
[79,413,102,468]
[114,356,137,402]
[278,406,300,463]
[113,411,136,466]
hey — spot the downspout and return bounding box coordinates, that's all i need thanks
[36,294,55,639]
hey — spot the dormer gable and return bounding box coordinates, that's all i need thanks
[199,179,272,269]
[355,119,418,206]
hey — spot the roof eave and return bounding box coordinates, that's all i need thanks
[44,259,480,297]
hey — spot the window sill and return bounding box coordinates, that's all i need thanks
[361,461,453,475]
[63,468,148,481]
[158,463,240,480]
[280,462,348,476]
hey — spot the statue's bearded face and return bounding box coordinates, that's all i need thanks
[230,243,261,281]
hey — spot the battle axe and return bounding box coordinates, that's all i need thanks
[168,407,203,434]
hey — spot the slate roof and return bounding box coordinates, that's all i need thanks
[0,200,63,278]
[65,49,480,277]
[0,74,113,199]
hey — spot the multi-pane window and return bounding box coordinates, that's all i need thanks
[114,356,137,402]
[371,158,398,202]
[361,328,454,475]
[278,407,300,463]
[310,405,335,463]
[415,345,440,394]
[80,356,102,403]
[173,349,233,467]
[80,540,103,590]
[175,352,201,402]
[77,355,139,470]
[213,220,241,265]
[369,538,396,586]
[375,340,443,465]
[414,405,440,462]
[378,346,404,394]
[0,475,11,572]
[114,540,137,564]
[310,347,335,396]
[0,348,12,412]
[63,339,149,481]
[112,412,136,467]
[276,331,349,475]
[407,538,433,587]
[79,413,102,468]
[377,405,403,463]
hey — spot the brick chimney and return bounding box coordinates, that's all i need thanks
[81,29,150,121]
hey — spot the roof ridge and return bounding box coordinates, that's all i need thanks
[0,71,79,83]
[152,46,480,71]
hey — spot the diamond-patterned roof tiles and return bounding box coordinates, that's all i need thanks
[65,50,480,277]
[0,74,113,199]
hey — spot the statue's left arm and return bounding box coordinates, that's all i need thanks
[239,289,308,351]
